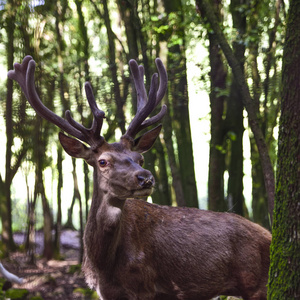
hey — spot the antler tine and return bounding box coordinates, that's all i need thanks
[124,72,158,139]
[155,58,168,106]
[8,56,105,147]
[62,83,106,146]
[130,60,148,113]
[84,82,106,140]
[123,58,168,141]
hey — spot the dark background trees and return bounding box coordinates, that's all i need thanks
[0,0,296,297]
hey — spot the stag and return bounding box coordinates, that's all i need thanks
[8,56,271,300]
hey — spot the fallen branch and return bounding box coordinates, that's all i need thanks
[0,263,23,285]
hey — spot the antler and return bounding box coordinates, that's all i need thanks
[123,58,168,140]
[7,56,105,147]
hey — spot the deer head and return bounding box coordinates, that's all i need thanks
[8,56,167,201]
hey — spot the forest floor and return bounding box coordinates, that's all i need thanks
[1,230,97,299]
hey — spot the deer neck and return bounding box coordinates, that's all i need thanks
[84,169,125,266]
[88,169,125,229]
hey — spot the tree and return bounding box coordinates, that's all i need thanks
[268,0,300,297]
[225,0,246,216]
[0,1,29,254]
[248,0,282,229]
[195,0,275,222]
[205,0,227,212]
[1,0,17,253]
[162,0,198,208]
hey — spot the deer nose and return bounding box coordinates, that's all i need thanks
[136,175,154,188]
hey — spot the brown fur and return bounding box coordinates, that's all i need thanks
[59,136,271,300]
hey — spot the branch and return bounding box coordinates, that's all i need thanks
[0,263,23,285]
[196,0,275,224]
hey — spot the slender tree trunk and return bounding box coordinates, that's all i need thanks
[74,0,91,221]
[31,76,54,260]
[163,95,185,207]
[54,146,63,257]
[204,0,227,212]
[71,158,84,263]
[225,0,246,216]
[163,0,198,208]
[90,0,126,134]
[25,179,36,264]
[117,0,139,61]
[53,3,67,257]
[33,159,53,260]
[1,0,17,253]
[75,0,90,82]
[155,139,172,206]
[268,0,300,297]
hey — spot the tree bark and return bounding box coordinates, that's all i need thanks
[268,0,300,297]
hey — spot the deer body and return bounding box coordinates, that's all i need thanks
[8,56,271,300]
[83,197,271,300]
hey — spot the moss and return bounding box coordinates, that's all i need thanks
[68,264,81,274]
[5,289,29,299]
[73,287,98,299]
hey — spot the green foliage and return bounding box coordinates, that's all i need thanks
[68,264,81,274]
[0,278,5,299]
[4,289,29,300]
[73,287,98,299]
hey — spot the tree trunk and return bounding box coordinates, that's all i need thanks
[25,177,36,264]
[91,0,126,134]
[117,0,139,61]
[71,158,84,263]
[225,0,246,216]
[155,139,172,206]
[53,2,67,257]
[2,0,17,253]
[54,146,63,258]
[74,0,91,222]
[75,0,90,82]
[268,0,300,297]
[163,0,198,208]
[205,0,227,212]
[163,95,185,207]
[31,75,54,260]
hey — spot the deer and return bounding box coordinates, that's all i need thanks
[8,55,271,300]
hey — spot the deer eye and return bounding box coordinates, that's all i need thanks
[99,159,108,167]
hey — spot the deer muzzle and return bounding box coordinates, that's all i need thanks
[135,169,155,189]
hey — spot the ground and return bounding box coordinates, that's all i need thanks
[0,230,96,299]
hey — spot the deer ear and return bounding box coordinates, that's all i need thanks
[59,132,90,159]
[133,125,162,153]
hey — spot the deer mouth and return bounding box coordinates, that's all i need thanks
[108,182,153,200]
[131,187,153,198]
